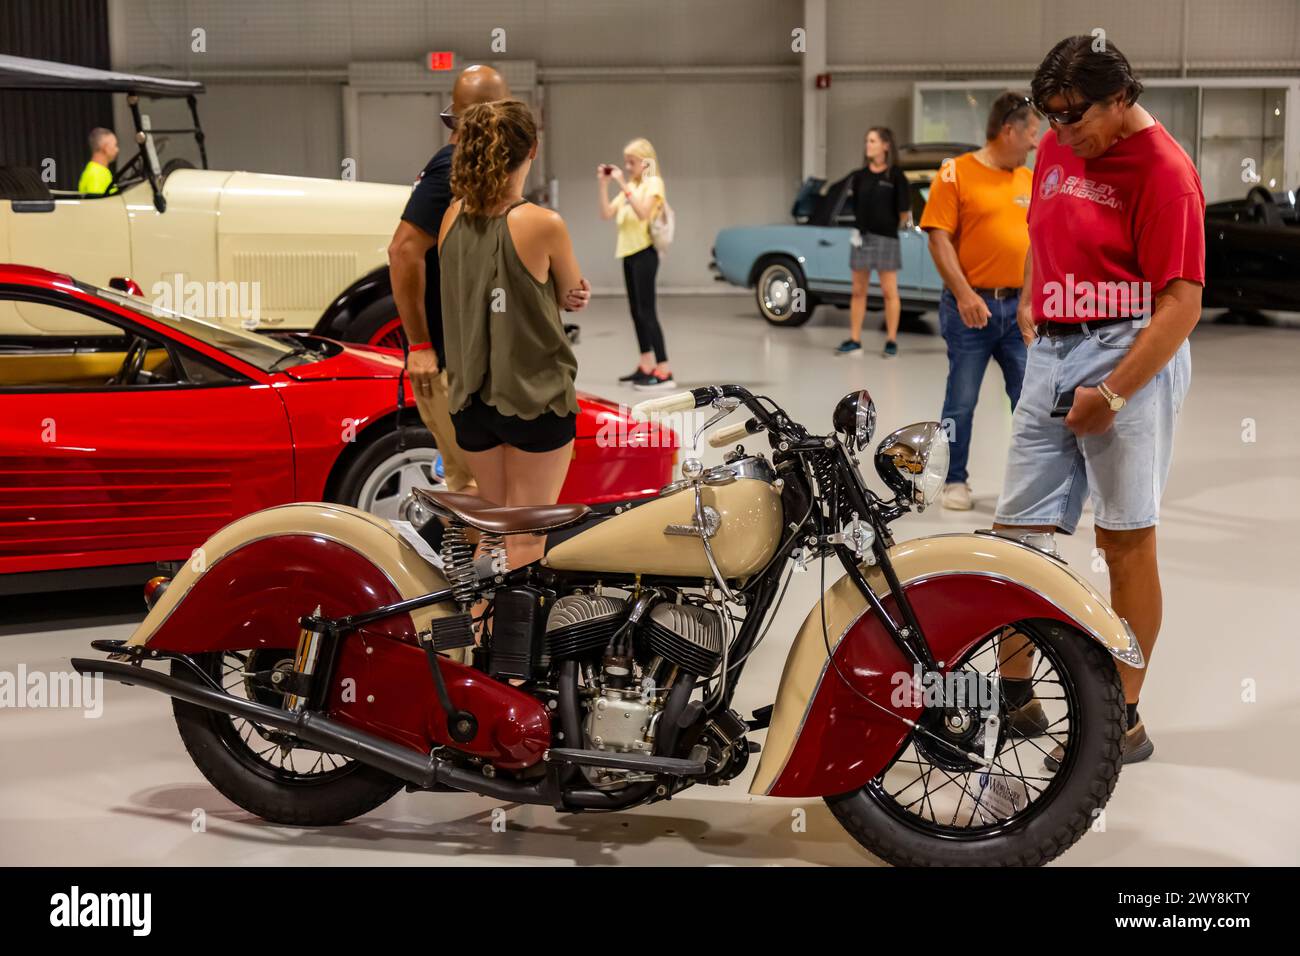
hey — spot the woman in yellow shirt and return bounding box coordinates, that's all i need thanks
[597,138,673,390]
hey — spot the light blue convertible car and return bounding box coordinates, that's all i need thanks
[710,143,976,326]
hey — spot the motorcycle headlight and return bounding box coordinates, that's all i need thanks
[874,422,949,510]
[832,389,877,452]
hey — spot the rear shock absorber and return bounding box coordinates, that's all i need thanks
[282,604,323,713]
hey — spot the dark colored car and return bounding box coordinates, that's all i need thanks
[1205,185,1300,313]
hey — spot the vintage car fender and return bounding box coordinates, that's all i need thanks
[128,501,452,652]
[750,533,1142,799]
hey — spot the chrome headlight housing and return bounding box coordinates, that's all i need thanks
[874,422,949,510]
[832,389,877,452]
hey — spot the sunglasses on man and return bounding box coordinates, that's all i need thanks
[1035,94,1121,127]
[997,94,1036,129]
[439,105,458,131]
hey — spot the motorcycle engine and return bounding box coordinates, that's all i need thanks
[545,593,726,788]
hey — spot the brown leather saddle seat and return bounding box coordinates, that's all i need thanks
[413,489,592,535]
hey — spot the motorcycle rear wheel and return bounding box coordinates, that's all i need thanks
[171,650,404,827]
[825,620,1124,866]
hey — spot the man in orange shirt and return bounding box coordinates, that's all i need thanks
[920,92,1040,510]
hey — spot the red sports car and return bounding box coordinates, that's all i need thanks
[0,265,676,592]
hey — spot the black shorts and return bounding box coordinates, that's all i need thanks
[451,394,577,454]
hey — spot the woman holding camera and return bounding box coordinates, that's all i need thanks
[597,138,673,390]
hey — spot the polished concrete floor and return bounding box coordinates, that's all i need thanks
[3,295,1298,866]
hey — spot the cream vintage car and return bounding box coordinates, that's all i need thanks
[0,55,410,345]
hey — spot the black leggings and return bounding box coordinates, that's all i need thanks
[622,246,667,364]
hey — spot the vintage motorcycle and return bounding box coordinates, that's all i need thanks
[73,384,1141,866]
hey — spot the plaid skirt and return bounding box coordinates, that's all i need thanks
[849,231,902,273]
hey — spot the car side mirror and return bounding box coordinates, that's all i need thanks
[109,277,144,296]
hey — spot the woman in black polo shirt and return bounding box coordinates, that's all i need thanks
[837,126,912,357]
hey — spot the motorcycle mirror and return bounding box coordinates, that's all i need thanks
[873,422,949,510]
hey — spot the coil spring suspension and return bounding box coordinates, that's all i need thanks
[440,522,477,607]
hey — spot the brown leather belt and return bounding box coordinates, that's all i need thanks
[1037,316,1132,337]
[972,286,1021,300]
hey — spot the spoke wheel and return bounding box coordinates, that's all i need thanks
[866,624,1075,838]
[825,619,1124,866]
[171,649,403,826]
[213,650,356,784]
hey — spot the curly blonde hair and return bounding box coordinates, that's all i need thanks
[450,99,538,217]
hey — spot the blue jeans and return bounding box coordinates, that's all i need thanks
[938,288,1028,484]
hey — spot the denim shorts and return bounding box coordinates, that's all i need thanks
[994,321,1191,534]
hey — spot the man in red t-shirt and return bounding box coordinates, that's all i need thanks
[993,37,1204,768]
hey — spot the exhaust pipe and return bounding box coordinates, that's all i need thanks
[71,657,551,806]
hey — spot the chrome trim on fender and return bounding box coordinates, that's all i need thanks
[1115,618,1145,667]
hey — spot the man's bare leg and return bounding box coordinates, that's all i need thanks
[1094,525,1160,705]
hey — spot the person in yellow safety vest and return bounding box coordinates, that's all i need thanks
[77,128,119,194]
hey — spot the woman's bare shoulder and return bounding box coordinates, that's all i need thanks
[510,203,567,237]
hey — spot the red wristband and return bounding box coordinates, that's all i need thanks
[408,342,433,353]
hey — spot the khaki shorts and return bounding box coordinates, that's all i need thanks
[412,370,476,493]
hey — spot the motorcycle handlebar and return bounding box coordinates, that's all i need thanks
[632,384,802,444]
[629,390,698,421]
[707,417,761,448]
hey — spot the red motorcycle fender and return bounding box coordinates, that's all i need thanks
[131,503,551,769]
[132,503,452,652]
[751,533,1139,799]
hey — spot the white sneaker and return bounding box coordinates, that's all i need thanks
[942,482,973,511]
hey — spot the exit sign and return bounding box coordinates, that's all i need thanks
[427,52,455,71]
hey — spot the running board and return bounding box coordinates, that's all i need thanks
[545,746,709,776]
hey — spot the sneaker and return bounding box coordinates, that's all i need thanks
[942,482,973,510]
[834,339,863,356]
[632,370,676,391]
[1044,716,1154,772]
[882,340,898,358]
[619,368,650,382]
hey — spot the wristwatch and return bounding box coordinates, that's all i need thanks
[1097,380,1126,411]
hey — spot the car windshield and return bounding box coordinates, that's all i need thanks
[78,280,311,372]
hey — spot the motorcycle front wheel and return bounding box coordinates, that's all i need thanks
[171,650,403,827]
[825,620,1124,866]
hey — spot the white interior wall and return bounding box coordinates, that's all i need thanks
[826,80,913,182]
[107,0,1300,291]
[546,78,801,292]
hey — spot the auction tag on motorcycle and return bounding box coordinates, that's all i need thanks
[389,520,445,570]
[972,772,1026,824]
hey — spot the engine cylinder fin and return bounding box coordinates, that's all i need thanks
[642,603,724,676]
[546,594,629,659]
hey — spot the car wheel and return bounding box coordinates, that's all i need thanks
[332,426,446,528]
[347,295,407,350]
[754,257,815,327]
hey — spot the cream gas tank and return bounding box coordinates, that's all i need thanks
[542,458,783,579]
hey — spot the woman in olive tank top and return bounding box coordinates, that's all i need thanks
[437,99,588,570]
